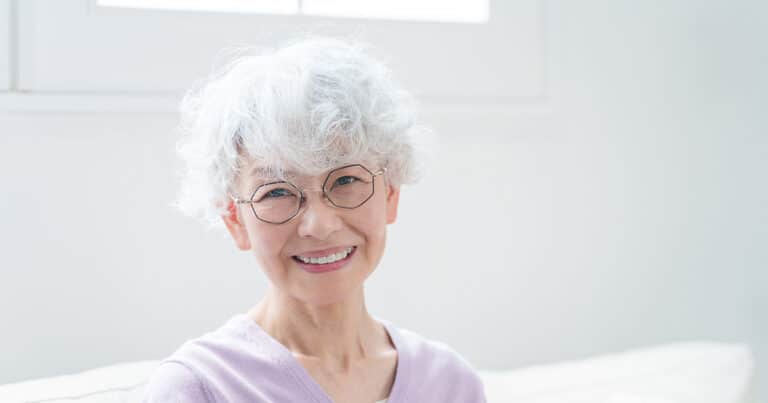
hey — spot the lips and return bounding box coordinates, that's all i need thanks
[292,246,357,274]
[293,245,355,258]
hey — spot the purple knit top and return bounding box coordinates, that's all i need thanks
[142,313,486,402]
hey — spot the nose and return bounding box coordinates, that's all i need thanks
[295,190,344,240]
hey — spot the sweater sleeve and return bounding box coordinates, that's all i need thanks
[469,370,488,403]
[141,361,212,403]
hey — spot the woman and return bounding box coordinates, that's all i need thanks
[143,37,487,403]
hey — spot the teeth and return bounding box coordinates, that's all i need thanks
[297,247,354,265]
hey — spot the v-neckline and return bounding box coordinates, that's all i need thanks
[236,314,409,403]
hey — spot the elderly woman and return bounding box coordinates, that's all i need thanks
[143,37,486,403]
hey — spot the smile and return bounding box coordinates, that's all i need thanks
[292,246,357,274]
[294,246,355,264]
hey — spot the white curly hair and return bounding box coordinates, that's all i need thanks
[174,36,433,229]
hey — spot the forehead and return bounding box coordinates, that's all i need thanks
[246,159,377,180]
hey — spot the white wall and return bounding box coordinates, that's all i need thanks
[1,0,766,400]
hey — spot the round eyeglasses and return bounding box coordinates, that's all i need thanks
[230,164,387,224]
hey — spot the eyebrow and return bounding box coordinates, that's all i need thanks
[250,167,304,185]
[250,167,298,181]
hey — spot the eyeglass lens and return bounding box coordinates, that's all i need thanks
[248,165,376,223]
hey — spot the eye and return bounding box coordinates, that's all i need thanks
[265,188,293,198]
[335,176,359,186]
[254,185,298,202]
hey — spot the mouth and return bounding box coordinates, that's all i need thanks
[292,246,357,273]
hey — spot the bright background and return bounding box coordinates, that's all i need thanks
[0,0,766,400]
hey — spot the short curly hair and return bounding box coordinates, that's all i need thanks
[174,37,433,229]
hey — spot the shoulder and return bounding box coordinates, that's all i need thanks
[396,325,479,376]
[142,361,213,403]
[386,322,487,402]
[162,314,275,373]
[142,314,281,402]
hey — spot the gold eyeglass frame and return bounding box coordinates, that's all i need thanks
[230,164,387,224]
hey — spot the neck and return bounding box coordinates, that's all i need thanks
[248,285,385,370]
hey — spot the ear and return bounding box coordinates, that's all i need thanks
[222,199,252,251]
[385,184,400,224]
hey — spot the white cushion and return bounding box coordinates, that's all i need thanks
[0,360,159,403]
[0,342,753,403]
[478,341,753,403]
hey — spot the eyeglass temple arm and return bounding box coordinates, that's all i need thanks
[229,194,252,204]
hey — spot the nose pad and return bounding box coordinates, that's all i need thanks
[295,189,343,240]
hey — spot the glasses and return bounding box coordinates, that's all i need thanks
[231,164,387,224]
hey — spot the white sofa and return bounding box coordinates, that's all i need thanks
[0,341,755,403]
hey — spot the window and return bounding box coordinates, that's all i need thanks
[97,0,298,15]
[96,0,489,23]
[17,0,540,102]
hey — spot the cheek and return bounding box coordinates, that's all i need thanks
[358,202,389,247]
[359,216,388,271]
[246,221,293,264]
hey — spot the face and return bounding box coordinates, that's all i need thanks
[222,160,400,306]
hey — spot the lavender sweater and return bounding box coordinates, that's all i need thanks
[142,314,486,403]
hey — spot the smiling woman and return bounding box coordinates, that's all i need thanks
[141,37,487,403]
